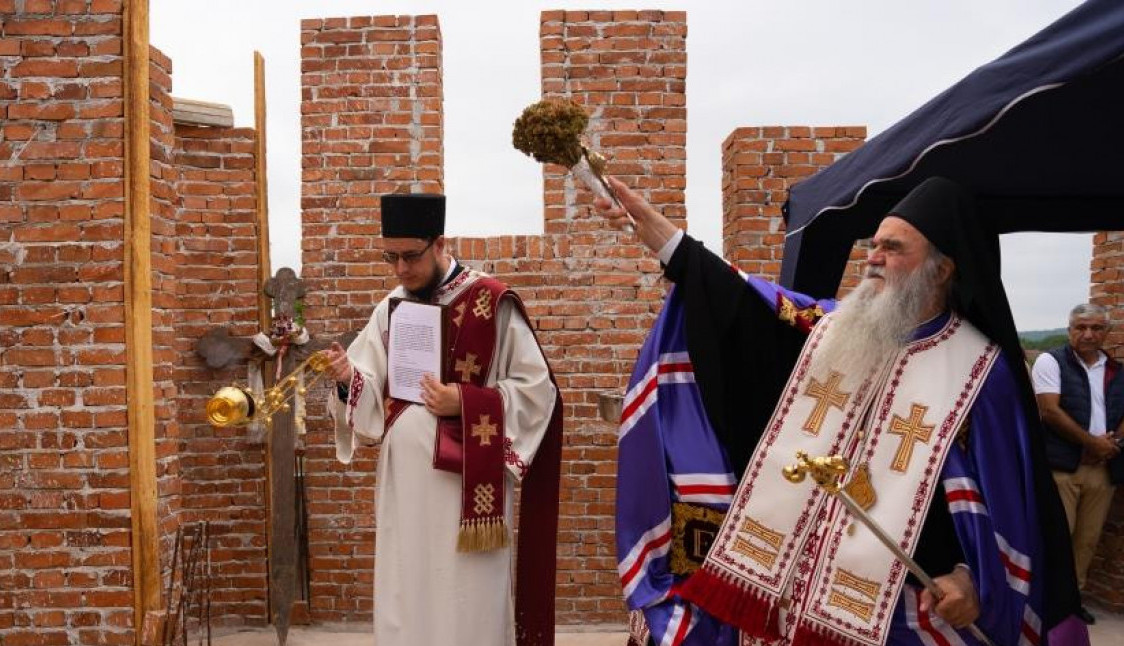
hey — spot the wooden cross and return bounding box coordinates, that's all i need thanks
[471,414,498,446]
[195,267,338,645]
[264,268,306,321]
[887,403,935,472]
[455,353,482,383]
[802,371,851,434]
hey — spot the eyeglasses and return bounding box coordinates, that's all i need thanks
[382,239,435,265]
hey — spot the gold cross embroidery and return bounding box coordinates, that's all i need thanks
[887,403,935,472]
[802,370,851,435]
[471,414,498,446]
[452,301,467,328]
[472,289,493,320]
[455,353,482,383]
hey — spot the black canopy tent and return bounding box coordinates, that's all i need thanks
[781,0,1124,297]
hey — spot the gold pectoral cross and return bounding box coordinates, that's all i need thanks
[887,403,935,472]
[802,370,851,435]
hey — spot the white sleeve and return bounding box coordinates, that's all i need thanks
[656,228,685,265]
[330,302,389,464]
[1030,352,1061,395]
[492,299,557,481]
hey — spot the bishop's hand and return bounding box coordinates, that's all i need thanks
[919,565,980,629]
[594,177,680,256]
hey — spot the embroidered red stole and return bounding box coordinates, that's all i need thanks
[442,278,509,552]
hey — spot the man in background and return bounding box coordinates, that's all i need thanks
[1032,303,1124,624]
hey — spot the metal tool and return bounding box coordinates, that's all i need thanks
[783,451,997,646]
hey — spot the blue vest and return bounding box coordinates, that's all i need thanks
[1043,346,1124,484]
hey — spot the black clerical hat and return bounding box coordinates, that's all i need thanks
[887,177,1084,625]
[380,193,445,239]
[887,177,998,314]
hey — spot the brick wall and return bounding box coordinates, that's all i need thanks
[0,1,135,643]
[1087,230,1124,610]
[721,126,867,291]
[171,123,267,625]
[298,14,443,621]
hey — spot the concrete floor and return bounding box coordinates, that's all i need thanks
[212,626,628,646]
[213,611,1124,646]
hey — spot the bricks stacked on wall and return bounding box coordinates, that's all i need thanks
[1086,229,1124,611]
[298,14,443,622]
[172,123,267,625]
[1090,231,1122,357]
[0,1,135,644]
[721,126,867,294]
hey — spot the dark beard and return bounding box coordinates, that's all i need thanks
[406,266,443,302]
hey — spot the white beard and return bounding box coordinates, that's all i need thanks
[812,259,941,381]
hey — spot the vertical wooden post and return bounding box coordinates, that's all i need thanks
[254,51,272,331]
[123,0,161,642]
[254,52,275,623]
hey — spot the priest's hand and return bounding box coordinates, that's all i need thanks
[595,176,681,255]
[919,565,980,628]
[323,342,353,383]
[420,374,461,417]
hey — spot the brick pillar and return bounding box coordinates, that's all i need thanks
[298,14,443,622]
[147,46,185,628]
[721,126,866,293]
[301,14,443,336]
[1087,230,1124,610]
[0,2,135,643]
[171,122,267,625]
[534,9,687,623]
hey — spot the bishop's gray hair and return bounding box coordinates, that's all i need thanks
[1069,303,1110,324]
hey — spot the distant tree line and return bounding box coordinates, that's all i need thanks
[1020,334,1068,352]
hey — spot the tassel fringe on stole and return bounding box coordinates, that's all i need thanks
[679,565,868,646]
[457,517,510,553]
[678,564,782,640]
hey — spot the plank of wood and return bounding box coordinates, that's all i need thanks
[124,0,161,643]
[254,52,272,332]
[172,97,234,127]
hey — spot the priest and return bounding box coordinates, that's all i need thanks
[322,192,563,646]
[601,177,1088,645]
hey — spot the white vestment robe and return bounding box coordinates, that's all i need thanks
[333,267,556,646]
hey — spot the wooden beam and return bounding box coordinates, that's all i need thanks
[254,52,272,331]
[171,97,234,128]
[123,0,161,643]
[254,50,276,624]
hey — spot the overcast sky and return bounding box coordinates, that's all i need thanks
[151,0,1092,331]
